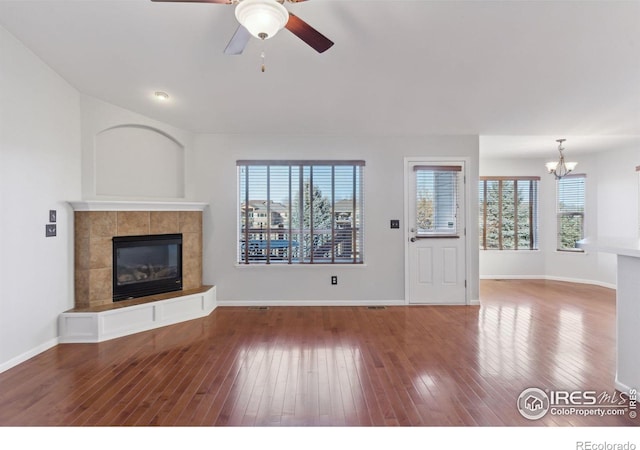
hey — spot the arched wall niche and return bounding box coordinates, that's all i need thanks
[94,124,185,199]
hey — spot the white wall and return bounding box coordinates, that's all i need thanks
[194,134,480,304]
[0,26,81,371]
[95,125,185,198]
[80,95,195,201]
[480,143,640,288]
[593,145,640,285]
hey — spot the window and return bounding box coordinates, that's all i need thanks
[479,177,539,250]
[557,174,585,252]
[237,160,364,264]
[414,165,462,237]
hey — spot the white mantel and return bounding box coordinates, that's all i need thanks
[578,237,640,393]
[68,200,208,211]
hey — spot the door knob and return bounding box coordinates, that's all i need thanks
[410,237,416,242]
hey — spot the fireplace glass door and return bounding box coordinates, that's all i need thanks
[112,234,183,301]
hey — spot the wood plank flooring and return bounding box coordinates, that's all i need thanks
[0,279,637,426]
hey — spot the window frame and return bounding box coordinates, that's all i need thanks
[479,176,540,251]
[237,160,365,265]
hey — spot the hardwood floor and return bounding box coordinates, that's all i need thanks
[0,279,637,427]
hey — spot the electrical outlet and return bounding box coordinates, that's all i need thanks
[390,219,400,229]
[331,276,338,285]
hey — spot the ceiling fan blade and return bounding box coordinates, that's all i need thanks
[285,13,334,53]
[224,25,251,55]
[150,0,232,4]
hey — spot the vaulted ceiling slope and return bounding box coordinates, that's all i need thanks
[1,0,638,154]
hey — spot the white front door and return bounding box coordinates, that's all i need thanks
[406,160,467,304]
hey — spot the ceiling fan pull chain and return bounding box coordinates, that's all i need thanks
[261,51,266,73]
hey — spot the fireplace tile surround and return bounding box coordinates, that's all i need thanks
[71,202,205,310]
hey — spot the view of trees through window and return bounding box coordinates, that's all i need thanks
[479,177,539,250]
[557,174,585,251]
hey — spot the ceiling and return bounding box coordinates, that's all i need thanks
[1,0,639,157]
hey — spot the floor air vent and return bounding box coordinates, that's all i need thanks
[367,306,387,310]
[248,306,270,311]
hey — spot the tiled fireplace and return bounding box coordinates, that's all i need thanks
[61,201,215,343]
[70,202,205,309]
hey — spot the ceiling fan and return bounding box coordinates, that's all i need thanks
[151,0,334,55]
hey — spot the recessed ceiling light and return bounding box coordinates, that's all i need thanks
[154,91,169,101]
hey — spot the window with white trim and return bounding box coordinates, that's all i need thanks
[556,174,585,252]
[479,177,539,250]
[237,160,364,264]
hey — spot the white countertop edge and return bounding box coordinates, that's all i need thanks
[578,237,640,258]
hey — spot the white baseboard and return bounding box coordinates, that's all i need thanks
[218,299,482,307]
[481,274,617,290]
[614,378,638,394]
[217,299,406,307]
[0,337,59,374]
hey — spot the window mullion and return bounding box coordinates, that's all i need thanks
[498,181,503,250]
[288,166,292,264]
[331,165,336,264]
[352,165,357,263]
[299,166,304,263]
[265,166,271,264]
[513,179,518,250]
[309,166,314,264]
[529,181,534,249]
[482,180,487,250]
[243,166,250,264]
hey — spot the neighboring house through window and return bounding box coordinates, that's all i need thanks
[237,160,364,264]
[479,177,540,250]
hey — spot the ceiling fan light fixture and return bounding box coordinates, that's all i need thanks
[235,0,289,40]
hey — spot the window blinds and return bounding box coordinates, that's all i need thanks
[557,174,586,251]
[237,160,365,264]
[414,166,461,236]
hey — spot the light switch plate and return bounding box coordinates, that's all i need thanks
[49,210,57,223]
[46,224,57,237]
[390,219,400,229]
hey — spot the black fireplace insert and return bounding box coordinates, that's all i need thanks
[112,233,182,301]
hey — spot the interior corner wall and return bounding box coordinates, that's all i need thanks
[193,134,480,304]
[0,26,81,371]
[80,95,195,201]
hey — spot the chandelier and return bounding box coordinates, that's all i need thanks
[545,139,577,179]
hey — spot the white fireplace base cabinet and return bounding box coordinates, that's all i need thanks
[579,238,640,393]
[59,286,216,343]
